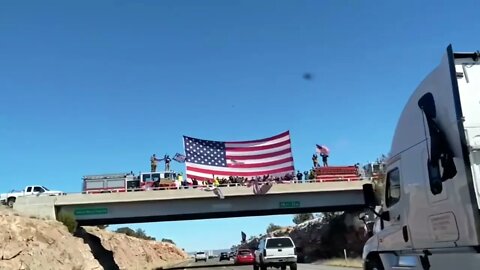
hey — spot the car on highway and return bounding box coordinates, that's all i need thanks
[229,251,235,259]
[194,251,207,262]
[254,236,297,270]
[219,252,230,261]
[234,249,254,265]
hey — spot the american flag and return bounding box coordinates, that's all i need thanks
[183,131,295,181]
[173,153,186,163]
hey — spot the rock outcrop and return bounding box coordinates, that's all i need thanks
[0,206,102,270]
[290,212,367,260]
[0,206,188,270]
[240,212,368,262]
[84,227,188,270]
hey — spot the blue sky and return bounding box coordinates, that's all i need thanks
[1,0,480,252]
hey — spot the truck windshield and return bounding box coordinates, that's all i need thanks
[42,186,50,191]
[164,172,176,180]
[266,238,294,248]
[152,173,160,181]
[143,174,152,182]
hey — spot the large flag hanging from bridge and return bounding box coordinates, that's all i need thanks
[183,131,295,181]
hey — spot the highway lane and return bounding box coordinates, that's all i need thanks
[163,259,358,270]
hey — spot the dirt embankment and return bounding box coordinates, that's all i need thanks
[84,227,188,270]
[0,206,188,270]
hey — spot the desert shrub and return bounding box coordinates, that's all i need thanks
[57,212,77,233]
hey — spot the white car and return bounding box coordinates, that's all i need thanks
[194,251,207,262]
[254,236,297,270]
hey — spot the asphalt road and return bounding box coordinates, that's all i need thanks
[163,259,358,270]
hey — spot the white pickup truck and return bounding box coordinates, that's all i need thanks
[0,185,65,207]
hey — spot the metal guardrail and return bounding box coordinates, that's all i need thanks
[76,177,372,195]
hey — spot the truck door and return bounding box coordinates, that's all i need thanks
[377,159,413,250]
[141,173,153,189]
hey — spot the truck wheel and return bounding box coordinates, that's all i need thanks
[365,254,384,270]
[290,263,297,270]
[281,265,287,270]
[7,197,15,208]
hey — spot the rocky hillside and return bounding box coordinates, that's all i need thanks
[290,212,367,260]
[84,227,187,270]
[0,206,187,270]
[240,212,368,262]
[0,206,102,270]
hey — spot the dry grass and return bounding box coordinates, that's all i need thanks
[323,258,363,268]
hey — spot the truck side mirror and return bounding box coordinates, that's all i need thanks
[362,183,377,207]
[418,92,457,196]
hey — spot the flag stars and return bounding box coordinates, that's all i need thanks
[184,137,226,166]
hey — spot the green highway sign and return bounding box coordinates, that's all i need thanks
[279,201,301,208]
[74,208,108,216]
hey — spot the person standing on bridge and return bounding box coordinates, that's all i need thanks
[296,170,303,182]
[164,154,171,171]
[312,154,318,168]
[150,154,161,172]
[316,144,330,167]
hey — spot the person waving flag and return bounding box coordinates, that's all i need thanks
[316,144,330,167]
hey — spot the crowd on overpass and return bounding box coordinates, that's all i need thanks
[183,168,323,189]
[147,145,374,191]
[177,165,368,190]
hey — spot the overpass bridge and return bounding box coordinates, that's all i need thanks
[13,181,369,225]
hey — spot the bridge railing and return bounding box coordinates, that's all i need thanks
[78,177,373,195]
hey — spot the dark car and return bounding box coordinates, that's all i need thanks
[219,252,230,261]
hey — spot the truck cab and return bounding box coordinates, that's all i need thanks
[140,171,178,190]
[362,162,385,180]
[254,236,297,270]
[362,46,480,269]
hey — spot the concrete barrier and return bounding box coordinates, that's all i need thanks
[14,195,58,219]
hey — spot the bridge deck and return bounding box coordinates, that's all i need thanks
[13,181,369,225]
[55,181,366,205]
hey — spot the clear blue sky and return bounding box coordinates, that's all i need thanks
[1,0,480,252]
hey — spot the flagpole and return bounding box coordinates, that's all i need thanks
[181,135,188,182]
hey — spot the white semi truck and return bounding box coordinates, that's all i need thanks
[361,45,480,269]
